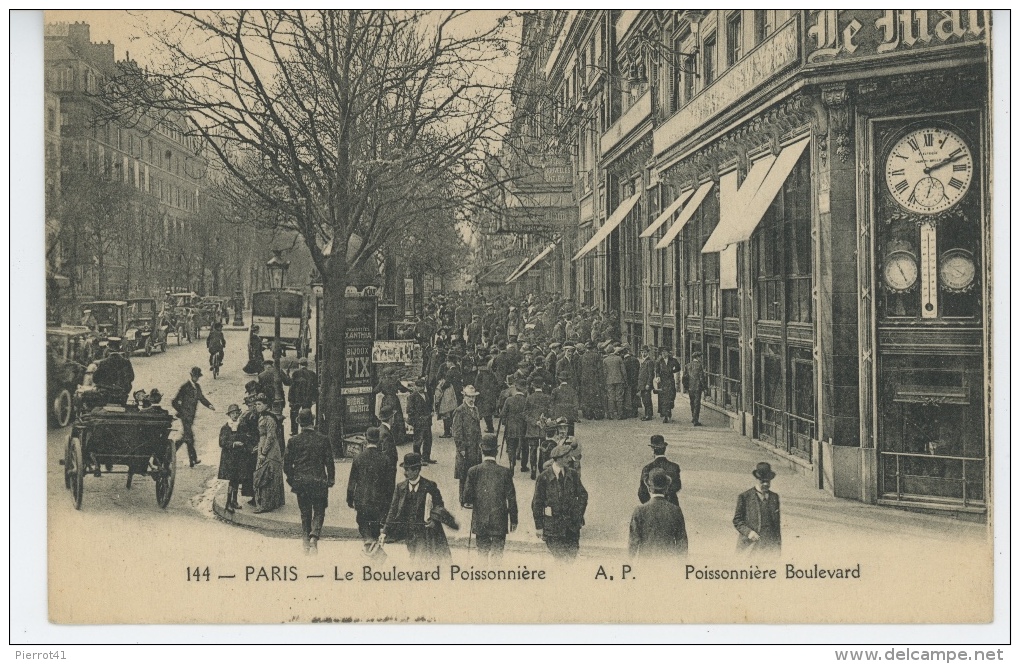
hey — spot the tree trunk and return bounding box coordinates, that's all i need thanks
[319,262,349,455]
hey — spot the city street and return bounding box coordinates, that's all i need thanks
[47,324,986,560]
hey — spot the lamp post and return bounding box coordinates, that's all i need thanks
[266,249,290,373]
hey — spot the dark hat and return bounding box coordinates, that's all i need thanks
[413,377,426,388]
[480,434,498,454]
[149,388,163,404]
[563,341,575,348]
[513,377,528,388]
[649,434,668,449]
[190,366,203,377]
[753,462,776,480]
[646,468,671,493]
[549,444,573,460]
[298,408,314,426]
[530,376,545,388]
[264,358,275,365]
[251,325,260,332]
[245,380,259,393]
[226,403,241,415]
[298,357,309,366]
[378,405,396,420]
[400,453,423,469]
[365,427,381,443]
[254,393,269,404]
[107,337,123,350]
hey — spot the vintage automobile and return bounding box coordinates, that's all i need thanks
[46,325,93,427]
[197,298,227,330]
[165,291,201,342]
[251,289,311,357]
[80,300,129,356]
[124,298,168,356]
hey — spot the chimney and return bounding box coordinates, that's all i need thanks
[67,22,90,43]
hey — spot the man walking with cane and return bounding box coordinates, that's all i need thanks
[462,434,518,562]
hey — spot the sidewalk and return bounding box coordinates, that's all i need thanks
[212,397,987,555]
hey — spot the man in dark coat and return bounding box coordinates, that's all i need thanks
[622,346,641,419]
[532,443,588,561]
[629,468,689,558]
[733,462,782,556]
[684,351,707,426]
[284,409,335,554]
[258,359,292,412]
[462,434,518,561]
[171,366,215,467]
[655,347,682,423]
[453,385,483,505]
[524,376,554,478]
[636,346,655,420]
[638,435,682,506]
[378,405,399,474]
[556,342,582,396]
[472,360,502,434]
[499,378,528,474]
[287,357,319,435]
[405,379,435,464]
[347,427,394,550]
[379,453,445,561]
[579,342,605,420]
[92,337,134,404]
[244,325,264,374]
[603,346,626,420]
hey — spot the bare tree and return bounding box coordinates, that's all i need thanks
[107,10,518,444]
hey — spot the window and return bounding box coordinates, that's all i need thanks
[726,13,743,67]
[703,32,717,86]
[754,152,811,323]
[753,10,773,44]
[670,30,693,112]
[683,187,720,316]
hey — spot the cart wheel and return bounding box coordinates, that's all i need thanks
[155,441,177,508]
[67,436,84,510]
[144,337,153,357]
[53,388,73,428]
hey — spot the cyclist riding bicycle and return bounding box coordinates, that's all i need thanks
[206,322,226,378]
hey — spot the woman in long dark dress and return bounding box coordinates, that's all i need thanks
[654,348,683,424]
[378,367,409,446]
[243,325,264,374]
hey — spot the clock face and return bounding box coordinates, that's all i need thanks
[939,250,976,291]
[885,127,974,214]
[883,251,919,291]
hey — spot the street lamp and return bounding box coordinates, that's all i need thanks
[265,249,290,373]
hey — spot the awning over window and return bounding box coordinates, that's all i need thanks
[504,256,532,284]
[702,137,811,254]
[572,191,642,261]
[507,241,558,284]
[654,181,714,249]
[639,187,694,238]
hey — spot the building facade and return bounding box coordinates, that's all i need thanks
[491,10,992,514]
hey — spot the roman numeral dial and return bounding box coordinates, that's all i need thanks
[885,127,974,214]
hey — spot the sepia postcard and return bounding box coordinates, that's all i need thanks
[38,9,1000,629]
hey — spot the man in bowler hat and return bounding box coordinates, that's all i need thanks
[638,435,682,506]
[629,468,689,559]
[733,462,782,556]
[462,434,518,561]
[532,443,588,561]
[347,427,394,551]
[379,453,445,560]
[171,366,215,467]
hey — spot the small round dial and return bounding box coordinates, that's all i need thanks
[885,127,974,214]
[939,249,976,292]
[883,251,919,292]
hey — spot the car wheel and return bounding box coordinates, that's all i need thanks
[53,388,73,428]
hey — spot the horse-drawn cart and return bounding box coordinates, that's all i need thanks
[63,402,177,510]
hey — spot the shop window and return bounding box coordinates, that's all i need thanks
[878,357,985,504]
[755,342,784,444]
[662,327,674,353]
[724,338,741,411]
[705,337,723,406]
[788,347,815,460]
[704,251,720,318]
[722,289,740,318]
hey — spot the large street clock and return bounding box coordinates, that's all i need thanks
[884,126,974,214]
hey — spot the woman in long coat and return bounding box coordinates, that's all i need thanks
[654,349,683,424]
[253,397,286,513]
[218,404,247,512]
